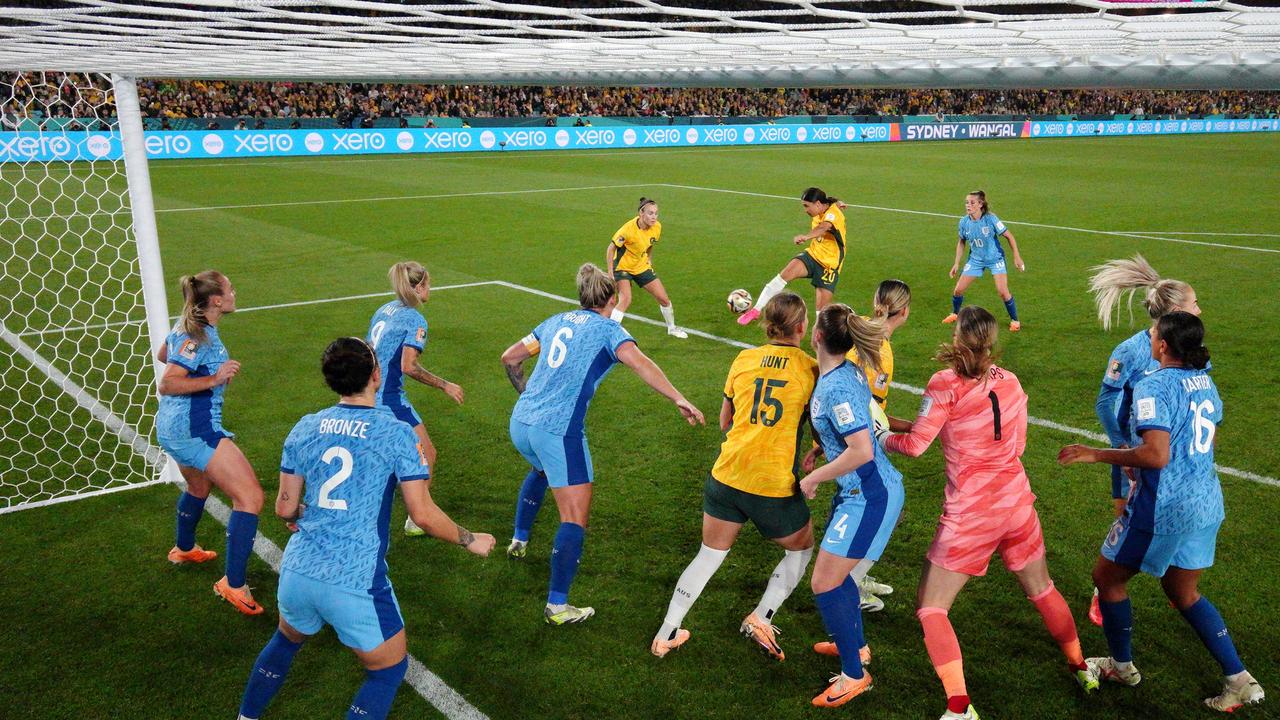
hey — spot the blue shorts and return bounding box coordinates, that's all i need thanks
[381,395,423,428]
[509,418,593,489]
[1101,515,1220,577]
[1110,464,1127,500]
[962,257,1007,277]
[159,431,231,472]
[278,571,404,652]
[821,483,904,561]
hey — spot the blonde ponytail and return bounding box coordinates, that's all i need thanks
[179,270,225,344]
[389,261,428,308]
[871,279,911,320]
[1089,254,1193,330]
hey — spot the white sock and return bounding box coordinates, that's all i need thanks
[754,275,787,311]
[753,546,813,621]
[657,544,728,641]
[660,304,676,329]
[609,308,625,323]
[850,559,875,583]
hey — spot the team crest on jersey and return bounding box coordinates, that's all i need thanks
[1136,397,1157,421]
[179,339,198,360]
[1105,518,1124,547]
[1107,360,1124,381]
[833,402,854,426]
[981,226,991,237]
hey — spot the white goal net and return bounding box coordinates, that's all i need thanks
[0,1,1278,89]
[0,71,165,513]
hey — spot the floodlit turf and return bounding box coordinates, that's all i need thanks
[2,133,1279,719]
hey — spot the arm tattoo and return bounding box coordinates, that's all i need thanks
[456,525,475,547]
[406,364,448,389]
[504,363,527,393]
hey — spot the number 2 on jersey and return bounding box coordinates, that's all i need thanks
[318,446,353,510]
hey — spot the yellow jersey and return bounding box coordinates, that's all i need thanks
[849,333,894,409]
[804,204,847,272]
[711,343,819,497]
[611,217,661,275]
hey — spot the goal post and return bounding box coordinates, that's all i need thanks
[0,71,175,514]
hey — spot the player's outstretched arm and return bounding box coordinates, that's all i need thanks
[400,345,464,404]
[401,480,495,556]
[616,342,705,426]
[1058,429,1170,470]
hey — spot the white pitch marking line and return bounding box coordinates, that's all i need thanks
[1111,231,1280,238]
[656,183,1280,254]
[154,183,655,214]
[1,324,490,720]
[14,281,501,339]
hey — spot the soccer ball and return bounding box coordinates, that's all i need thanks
[869,399,890,444]
[727,288,752,314]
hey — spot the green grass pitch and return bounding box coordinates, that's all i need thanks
[2,133,1279,719]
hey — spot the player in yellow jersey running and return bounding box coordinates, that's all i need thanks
[605,197,687,338]
[652,292,819,660]
[739,187,847,325]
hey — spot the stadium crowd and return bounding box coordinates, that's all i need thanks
[4,73,1278,122]
[136,80,1278,119]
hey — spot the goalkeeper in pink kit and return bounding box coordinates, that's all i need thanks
[881,306,1096,720]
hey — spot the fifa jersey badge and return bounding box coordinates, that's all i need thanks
[1136,397,1157,421]
[1107,360,1123,381]
[179,340,198,360]
[833,402,854,426]
[416,327,426,343]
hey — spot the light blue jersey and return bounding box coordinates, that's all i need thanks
[811,361,904,561]
[1102,329,1159,446]
[1127,367,1224,534]
[810,361,904,499]
[157,323,232,443]
[511,310,634,437]
[367,300,427,410]
[279,404,430,593]
[958,212,1008,265]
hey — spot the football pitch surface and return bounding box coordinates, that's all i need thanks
[3,133,1279,719]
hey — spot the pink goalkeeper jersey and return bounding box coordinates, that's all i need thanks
[885,365,1035,515]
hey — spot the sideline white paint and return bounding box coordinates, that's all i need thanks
[0,323,491,719]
